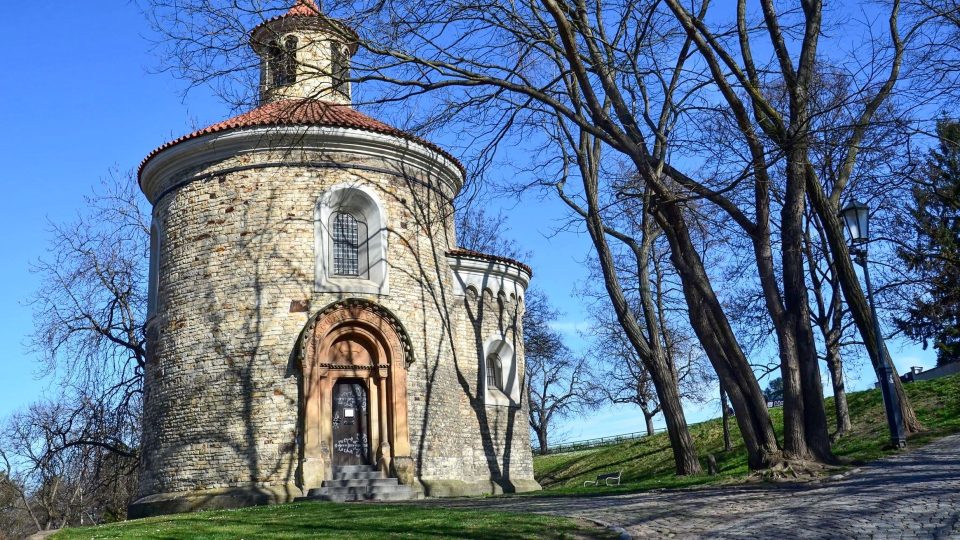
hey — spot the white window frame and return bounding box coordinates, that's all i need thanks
[483,338,520,407]
[315,184,388,295]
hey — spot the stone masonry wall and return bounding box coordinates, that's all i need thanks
[446,285,535,488]
[140,141,537,501]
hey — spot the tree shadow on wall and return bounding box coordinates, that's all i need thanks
[146,129,528,506]
[386,162,526,494]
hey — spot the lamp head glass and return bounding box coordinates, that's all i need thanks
[840,200,870,243]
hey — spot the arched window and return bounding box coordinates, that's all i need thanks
[330,42,349,97]
[267,36,297,88]
[331,211,368,277]
[483,339,519,407]
[282,36,298,84]
[316,185,387,294]
[486,354,504,392]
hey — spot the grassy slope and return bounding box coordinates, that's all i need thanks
[53,502,614,540]
[534,373,960,495]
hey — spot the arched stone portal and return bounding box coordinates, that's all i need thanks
[299,300,414,489]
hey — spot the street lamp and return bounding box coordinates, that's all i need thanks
[840,200,907,448]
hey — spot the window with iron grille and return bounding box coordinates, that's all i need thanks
[332,212,361,276]
[486,354,503,391]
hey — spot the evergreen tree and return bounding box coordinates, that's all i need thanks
[763,377,784,403]
[897,120,960,367]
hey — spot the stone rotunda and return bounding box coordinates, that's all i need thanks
[131,0,539,517]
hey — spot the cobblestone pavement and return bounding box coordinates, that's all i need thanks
[416,433,960,539]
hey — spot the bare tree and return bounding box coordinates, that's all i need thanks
[591,309,712,437]
[523,290,595,453]
[662,0,955,442]
[592,314,662,437]
[1,398,138,534]
[0,172,149,531]
[583,212,714,437]
[454,206,528,261]
[144,0,777,473]
[28,172,147,459]
[30,173,147,419]
[142,0,960,470]
[0,447,43,537]
[805,210,854,438]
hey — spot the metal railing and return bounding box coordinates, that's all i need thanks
[533,428,667,455]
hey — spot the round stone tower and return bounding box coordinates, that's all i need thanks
[132,0,539,517]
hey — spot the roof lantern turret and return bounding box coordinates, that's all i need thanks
[250,0,359,105]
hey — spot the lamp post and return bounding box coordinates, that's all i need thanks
[840,200,907,448]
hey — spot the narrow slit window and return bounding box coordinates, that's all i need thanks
[267,40,283,87]
[332,212,361,276]
[331,43,349,96]
[267,37,297,87]
[148,223,160,317]
[282,36,298,85]
[486,354,503,391]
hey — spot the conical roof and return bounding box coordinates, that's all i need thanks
[138,99,465,181]
[250,0,359,48]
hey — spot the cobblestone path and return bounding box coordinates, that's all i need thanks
[418,433,960,539]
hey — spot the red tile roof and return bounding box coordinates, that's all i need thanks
[447,248,533,277]
[138,99,465,181]
[250,0,359,45]
[286,0,320,17]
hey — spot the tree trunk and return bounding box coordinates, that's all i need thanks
[654,201,782,470]
[537,426,549,454]
[804,169,922,433]
[646,359,701,474]
[643,408,656,436]
[746,184,810,461]
[782,155,834,463]
[720,383,732,452]
[825,344,852,437]
[572,138,702,476]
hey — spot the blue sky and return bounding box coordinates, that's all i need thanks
[0,2,939,443]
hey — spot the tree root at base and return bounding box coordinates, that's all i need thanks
[749,459,837,482]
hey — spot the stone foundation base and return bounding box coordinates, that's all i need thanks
[128,484,303,519]
[129,477,541,518]
[418,478,541,497]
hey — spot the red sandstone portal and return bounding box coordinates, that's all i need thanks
[300,301,412,487]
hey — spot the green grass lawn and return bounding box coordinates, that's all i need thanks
[533,373,960,496]
[52,502,613,539]
[53,375,959,539]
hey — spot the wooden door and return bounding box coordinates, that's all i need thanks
[332,379,370,466]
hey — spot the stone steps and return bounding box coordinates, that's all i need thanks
[297,465,421,503]
[335,465,377,473]
[329,470,386,480]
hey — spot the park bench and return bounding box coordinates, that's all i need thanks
[583,470,622,487]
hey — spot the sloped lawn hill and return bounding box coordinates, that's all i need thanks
[534,374,960,494]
